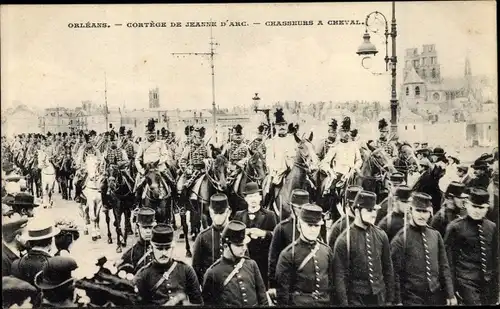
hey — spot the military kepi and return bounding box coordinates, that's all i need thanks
[151,224,174,247]
[290,189,309,207]
[136,207,156,227]
[299,203,324,225]
[346,186,363,202]
[353,190,379,210]
[468,188,489,207]
[394,185,412,202]
[411,192,433,210]
[210,193,230,214]
[221,220,251,245]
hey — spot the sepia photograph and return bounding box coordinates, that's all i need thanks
[1,1,498,307]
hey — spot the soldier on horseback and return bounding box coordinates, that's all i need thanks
[177,126,210,197]
[248,123,268,156]
[175,125,194,162]
[371,118,398,157]
[316,118,338,161]
[134,119,174,207]
[222,124,250,182]
[319,116,362,219]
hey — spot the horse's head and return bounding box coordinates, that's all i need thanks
[209,144,223,159]
[210,154,228,191]
[144,168,163,200]
[293,131,319,172]
[366,147,398,177]
[246,148,266,182]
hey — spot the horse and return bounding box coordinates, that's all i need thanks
[25,153,42,198]
[37,148,57,208]
[263,131,319,222]
[353,146,398,204]
[177,147,228,257]
[55,148,76,200]
[226,148,267,216]
[105,162,135,253]
[81,154,108,241]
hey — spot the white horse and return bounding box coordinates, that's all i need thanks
[82,154,106,241]
[37,148,56,208]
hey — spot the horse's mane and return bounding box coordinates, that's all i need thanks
[213,154,227,172]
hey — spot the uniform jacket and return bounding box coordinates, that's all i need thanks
[320,141,362,176]
[2,243,19,277]
[222,141,249,164]
[10,248,51,286]
[430,206,463,238]
[315,138,337,161]
[116,238,153,275]
[179,143,209,171]
[390,225,454,304]
[333,224,395,305]
[134,259,203,305]
[202,257,268,306]
[234,208,277,288]
[135,140,171,173]
[378,211,406,242]
[192,225,224,283]
[275,238,335,306]
[268,217,300,289]
[444,216,498,287]
[327,216,353,249]
[249,137,266,156]
[375,139,398,158]
[265,135,296,178]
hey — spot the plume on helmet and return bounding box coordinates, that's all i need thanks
[378,118,389,130]
[341,116,351,131]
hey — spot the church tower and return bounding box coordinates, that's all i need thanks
[419,44,440,83]
[149,87,159,108]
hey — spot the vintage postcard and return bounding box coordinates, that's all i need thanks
[1,2,498,307]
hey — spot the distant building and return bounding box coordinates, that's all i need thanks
[1,104,42,137]
[149,87,160,109]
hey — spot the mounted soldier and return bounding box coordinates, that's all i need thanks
[316,118,338,161]
[177,126,211,198]
[121,128,137,178]
[175,125,194,163]
[369,118,398,158]
[222,124,250,182]
[248,123,268,157]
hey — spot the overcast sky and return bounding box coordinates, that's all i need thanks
[1,2,496,111]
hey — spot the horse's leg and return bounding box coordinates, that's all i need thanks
[112,199,123,252]
[124,198,133,235]
[89,196,98,241]
[181,202,192,257]
[104,207,113,244]
[68,177,73,200]
[165,197,172,226]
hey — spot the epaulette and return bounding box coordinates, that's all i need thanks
[426,224,438,231]
[135,261,152,275]
[199,225,212,235]
[317,239,328,247]
[206,258,222,271]
[172,258,187,266]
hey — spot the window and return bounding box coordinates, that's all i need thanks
[433,92,440,101]
[405,125,407,130]
[421,69,426,78]
[422,57,426,65]
[406,87,409,96]
[431,57,436,65]
[432,68,436,78]
[413,60,419,68]
[428,45,433,52]
[413,125,416,130]
[415,86,421,97]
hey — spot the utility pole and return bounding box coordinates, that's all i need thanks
[104,71,109,133]
[172,20,219,142]
[56,104,60,133]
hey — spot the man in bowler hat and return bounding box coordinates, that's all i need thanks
[192,193,231,282]
[134,224,203,306]
[233,182,277,289]
[116,207,156,274]
[430,181,468,237]
[275,204,334,306]
[268,189,309,294]
[202,220,268,306]
[444,188,498,305]
[378,185,412,241]
[2,216,29,276]
[333,190,395,306]
[391,192,456,305]
[375,172,406,225]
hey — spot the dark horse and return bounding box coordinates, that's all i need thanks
[140,160,175,225]
[105,163,135,253]
[227,149,267,217]
[57,150,76,200]
[262,131,318,222]
[25,153,42,198]
[177,148,228,257]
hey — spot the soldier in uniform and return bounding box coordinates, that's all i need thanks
[233,182,277,289]
[134,119,174,207]
[121,129,137,177]
[444,188,498,305]
[430,181,468,237]
[192,193,231,279]
[177,126,210,200]
[377,185,412,242]
[248,123,268,157]
[116,207,156,274]
[319,116,362,219]
[375,172,406,224]
[369,118,398,158]
[134,224,203,306]
[263,108,297,218]
[222,124,250,180]
[34,256,83,307]
[333,190,395,306]
[268,189,309,295]
[315,118,338,161]
[390,192,457,305]
[327,185,362,249]
[275,203,334,306]
[175,125,194,163]
[202,220,268,306]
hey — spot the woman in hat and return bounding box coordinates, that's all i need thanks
[390,192,456,305]
[54,219,80,257]
[202,220,268,306]
[444,188,498,305]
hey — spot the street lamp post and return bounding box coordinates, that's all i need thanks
[356,1,399,141]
